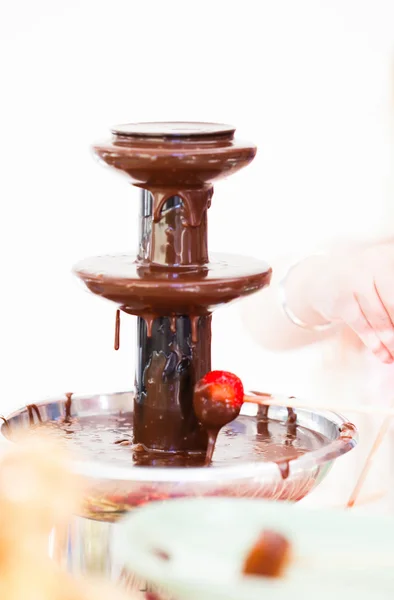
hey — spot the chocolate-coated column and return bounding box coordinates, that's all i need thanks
[76,123,260,453]
[134,190,210,452]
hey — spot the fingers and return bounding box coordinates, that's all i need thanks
[374,269,394,328]
[357,285,394,358]
[343,290,394,363]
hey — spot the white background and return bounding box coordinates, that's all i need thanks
[0,0,393,414]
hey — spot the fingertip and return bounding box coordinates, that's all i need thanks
[375,349,394,364]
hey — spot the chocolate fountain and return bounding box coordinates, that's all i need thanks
[1,123,357,587]
[76,121,270,460]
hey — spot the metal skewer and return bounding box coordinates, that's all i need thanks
[346,398,394,508]
[243,391,394,418]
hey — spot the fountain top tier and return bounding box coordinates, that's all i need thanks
[111,121,236,138]
[93,121,257,195]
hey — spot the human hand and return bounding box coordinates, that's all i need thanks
[308,244,394,363]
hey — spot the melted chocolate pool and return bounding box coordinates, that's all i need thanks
[16,412,328,471]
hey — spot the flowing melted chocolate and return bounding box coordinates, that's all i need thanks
[64,393,73,422]
[26,404,42,425]
[204,431,219,466]
[73,122,271,455]
[75,253,270,319]
[277,461,290,480]
[287,406,297,424]
[192,377,243,464]
[114,309,120,351]
[15,412,328,470]
[132,315,211,452]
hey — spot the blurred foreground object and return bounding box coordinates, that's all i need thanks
[0,436,136,600]
[243,530,291,577]
[113,497,394,600]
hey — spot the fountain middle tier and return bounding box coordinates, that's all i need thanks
[74,252,271,317]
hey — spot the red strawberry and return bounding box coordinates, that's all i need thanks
[199,371,244,406]
[193,371,244,430]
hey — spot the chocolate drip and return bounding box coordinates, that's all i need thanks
[257,405,270,438]
[190,316,200,344]
[286,406,297,424]
[204,430,218,465]
[143,192,210,267]
[170,316,177,334]
[144,315,155,338]
[114,309,120,350]
[277,460,290,480]
[285,405,297,446]
[257,404,270,421]
[64,393,73,422]
[31,404,42,422]
[26,404,42,425]
[27,406,33,425]
[150,186,213,228]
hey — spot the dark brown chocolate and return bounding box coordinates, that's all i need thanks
[26,404,42,425]
[193,374,243,464]
[75,254,270,320]
[17,411,328,470]
[114,309,120,351]
[95,122,256,194]
[133,331,209,452]
[193,383,242,431]
[73,122,271,455]
[277,460,290,480]
[64,392,73,422]
[284,406,297,447]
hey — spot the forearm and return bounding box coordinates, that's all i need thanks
[242,234,394,354]
[241,254,341,351]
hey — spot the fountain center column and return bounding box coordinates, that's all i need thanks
[134,186,213,453]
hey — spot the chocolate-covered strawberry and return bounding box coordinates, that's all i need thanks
[193,371,244,465]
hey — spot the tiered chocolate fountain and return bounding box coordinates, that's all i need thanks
[1,123,357,585]
[76,121,270,460]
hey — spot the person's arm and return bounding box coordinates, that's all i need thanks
[241,236,394,363]
[241,254,342,352]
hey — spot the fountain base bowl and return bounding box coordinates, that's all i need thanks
[1,392,357,522]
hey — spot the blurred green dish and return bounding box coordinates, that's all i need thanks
[113,498,394,599]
